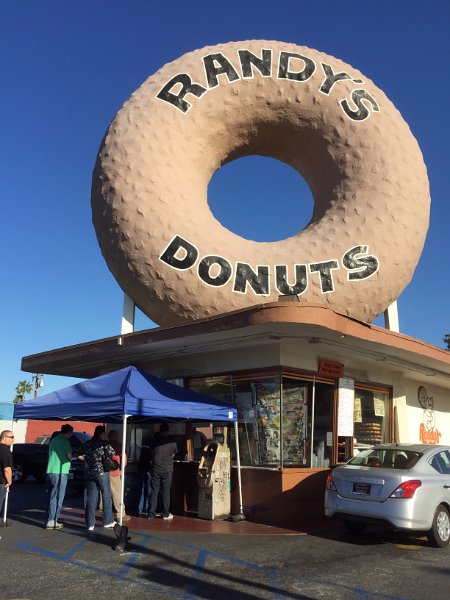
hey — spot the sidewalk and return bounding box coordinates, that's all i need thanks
[59,504,341,535]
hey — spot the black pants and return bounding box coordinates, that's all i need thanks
[148,468,173,517]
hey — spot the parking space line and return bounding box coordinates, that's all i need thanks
[62,538,90,559]
[16,540,183,597]
[16,533,408,600]
[183,549,207,600]
[116,534,155,578]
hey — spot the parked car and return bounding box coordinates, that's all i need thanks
[34,435,52,444]
[324,443,450,547]
[12,431,92,487]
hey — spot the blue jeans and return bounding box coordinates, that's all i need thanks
[138,470,152,513]
[148,468,173,518]
[46,473,68,526]
[85,473,114,528]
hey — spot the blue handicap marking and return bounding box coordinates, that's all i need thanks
[16,530,407,600]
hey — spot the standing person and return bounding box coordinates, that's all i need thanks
[107,430,130,522]
[192,428,208,461]
[147,423,178,520]
[0,430,14,522]
[137,438,152,515]
[45,424,73,529]
[80,425,116,531]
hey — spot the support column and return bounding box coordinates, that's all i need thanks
[121,293,135,335]
[384,300,399,333]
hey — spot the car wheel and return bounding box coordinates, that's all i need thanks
[12,464,27,483]
[343,520,366,534]
[427,505,450,547]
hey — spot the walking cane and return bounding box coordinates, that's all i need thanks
[1,487,9,527]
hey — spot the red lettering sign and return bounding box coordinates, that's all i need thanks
[318,359,345,378]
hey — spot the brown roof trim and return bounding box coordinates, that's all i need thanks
[21,302,450,375]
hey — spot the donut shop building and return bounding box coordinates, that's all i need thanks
[21,302,450,529]
[20,40,450,528]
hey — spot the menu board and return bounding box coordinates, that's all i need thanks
[374,398,385,417]
[338,378,355,437]
[354,397,362,423]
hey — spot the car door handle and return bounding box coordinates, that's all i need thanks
[443,485,450,489]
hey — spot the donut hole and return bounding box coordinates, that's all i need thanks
[207,156,314,242]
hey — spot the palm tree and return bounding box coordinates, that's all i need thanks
[14,380,33,404]
[444,335,450,351]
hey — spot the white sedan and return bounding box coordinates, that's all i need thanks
[324,444,450,547]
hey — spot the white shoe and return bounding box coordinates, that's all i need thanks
[88,526,95,531]
[162,513,174,520]
[103,522,116,528]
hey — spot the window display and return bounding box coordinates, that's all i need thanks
[187,370,391,469]
[232,375,281,467]
[282,383,308,466]
[354,387,389,450]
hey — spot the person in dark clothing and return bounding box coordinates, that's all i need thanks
[79,425,116,531]
[0,430,14,518]
[137,440,152,514]
[147,424,177,520]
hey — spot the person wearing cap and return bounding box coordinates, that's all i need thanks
[0,430,14,519]
[45,424,73,530]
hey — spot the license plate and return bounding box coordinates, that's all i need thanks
[353,482,371,495]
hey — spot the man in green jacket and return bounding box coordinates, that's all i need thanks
[46,424,73,529]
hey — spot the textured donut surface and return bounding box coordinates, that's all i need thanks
[92,40,430,327]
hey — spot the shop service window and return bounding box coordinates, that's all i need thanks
[232,374,281,467]
[354,387,389,450]
[282,377,333,468]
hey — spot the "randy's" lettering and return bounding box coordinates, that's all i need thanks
[156,48,380,121]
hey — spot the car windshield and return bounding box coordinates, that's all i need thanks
[73,432,92,443]
[348,448,422,469]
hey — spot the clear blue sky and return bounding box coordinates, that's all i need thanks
[1,1,449,402]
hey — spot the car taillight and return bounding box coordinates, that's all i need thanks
[389,480,422,499]
[325,473,336,490]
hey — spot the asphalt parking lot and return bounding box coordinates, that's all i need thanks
[1,480,449,600]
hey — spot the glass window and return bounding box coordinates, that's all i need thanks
[312,383,334,468]
[282,378,333,468]
[349,448,421,469]
[282,378,310,467]
[429,451,450,474]
[232,374,281,467]
[353,387,390,450]
[188,375,233,402]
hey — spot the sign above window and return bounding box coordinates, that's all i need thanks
[318,359,345,378]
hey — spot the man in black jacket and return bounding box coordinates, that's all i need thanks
[147,424,177,520]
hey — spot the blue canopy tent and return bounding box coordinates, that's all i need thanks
[13,365,237,423]
[13,366,243,523]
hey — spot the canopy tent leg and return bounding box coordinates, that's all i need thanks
[119,415,129,527]
[232,421,245,521]
[114,415,130,552]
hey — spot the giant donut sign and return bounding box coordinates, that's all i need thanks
[91,41,430,327]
